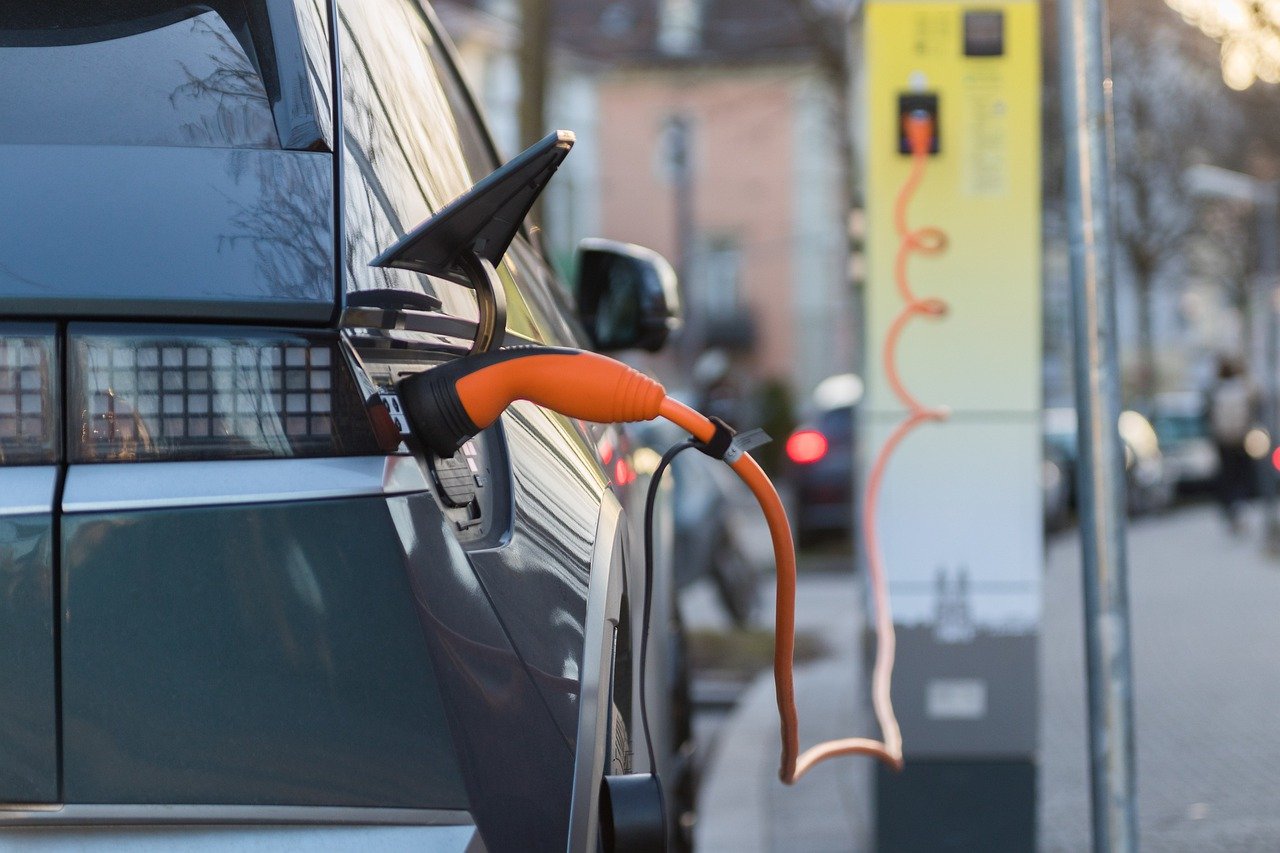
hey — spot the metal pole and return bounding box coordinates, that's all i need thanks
[1256,199,1280,554]
[667,116,698,368]
[1057,0,1139,850]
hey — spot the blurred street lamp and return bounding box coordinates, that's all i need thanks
[1185,162,1280,555]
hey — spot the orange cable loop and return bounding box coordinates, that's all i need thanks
[660,114,949,784]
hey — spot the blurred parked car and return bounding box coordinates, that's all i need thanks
[1043,407,1176,515]
[1150,391,1219,492]
[1043,442,1073,530]
[785,374,862,546]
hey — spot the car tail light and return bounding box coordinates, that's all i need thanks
[786,429,828,465]
[69,328,382,463]
[0,328,58,466]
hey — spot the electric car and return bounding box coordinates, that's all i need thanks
[0,1,686,850]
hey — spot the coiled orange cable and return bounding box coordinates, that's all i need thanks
[663,113,949,784]
[852,111,949,773]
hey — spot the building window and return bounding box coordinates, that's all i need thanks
[700,236,742,317]
[657,0,702,55]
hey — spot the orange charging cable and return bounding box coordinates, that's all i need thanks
[659,396,901,782]
[398,121,947,782]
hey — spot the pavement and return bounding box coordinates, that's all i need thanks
[688,569,871,853]
[1042,503,1280,852]
[688,503,1280,852]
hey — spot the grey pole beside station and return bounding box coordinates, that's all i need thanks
[1056,0,1140,850]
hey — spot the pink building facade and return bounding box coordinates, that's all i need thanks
[440,0,855,400]
[593,63,853,396]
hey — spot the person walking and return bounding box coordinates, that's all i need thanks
[1209,356,1258,533]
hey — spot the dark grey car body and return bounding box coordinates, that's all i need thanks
[0,2,662,850]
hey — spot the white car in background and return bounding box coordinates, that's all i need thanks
[1150,391,1220,491]
[1044,407,1176,516]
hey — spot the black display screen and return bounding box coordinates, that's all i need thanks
[964,10,1005,57]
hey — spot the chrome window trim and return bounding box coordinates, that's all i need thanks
[0,466,58,517]
[62,455,429,514]
[565,494,624,853]
[0,804,471,827]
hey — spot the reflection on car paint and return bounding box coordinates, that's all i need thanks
[467,401,608,743]
[388,493,574,851]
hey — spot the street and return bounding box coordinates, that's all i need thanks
[1042,503,1280,852]
[692,503,1280,851]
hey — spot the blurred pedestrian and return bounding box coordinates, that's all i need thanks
[1208,355,1258,533]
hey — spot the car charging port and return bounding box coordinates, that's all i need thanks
[898,93,940,156]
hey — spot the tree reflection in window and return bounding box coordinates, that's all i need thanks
[0,10,277,149]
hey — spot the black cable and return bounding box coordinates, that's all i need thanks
[639,437,700,830]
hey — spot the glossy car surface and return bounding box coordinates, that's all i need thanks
[0,2,678,850]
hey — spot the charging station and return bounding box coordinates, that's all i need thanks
[858,2,1042,848]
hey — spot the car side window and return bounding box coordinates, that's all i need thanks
[414,14,589,346]
[338,0,480,318]
[417,19,502,178]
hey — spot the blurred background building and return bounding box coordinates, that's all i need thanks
[438,0,855,410]
[437,0,1280,424]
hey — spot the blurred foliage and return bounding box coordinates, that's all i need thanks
[687,627,826,680]
[1044,0,1273,402]
[754,378,795,475]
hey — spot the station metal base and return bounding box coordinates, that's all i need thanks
[875,759,1035,852]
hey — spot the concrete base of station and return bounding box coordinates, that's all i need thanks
[875,759,1036,852]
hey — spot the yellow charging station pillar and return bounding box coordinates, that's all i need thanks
[859,2,1041,848]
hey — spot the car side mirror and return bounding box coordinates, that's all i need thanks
[575,239,681,352]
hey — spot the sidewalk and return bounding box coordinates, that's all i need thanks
[693,503,1280,852]
[691,568,871,853]
[1041,503,1280,852]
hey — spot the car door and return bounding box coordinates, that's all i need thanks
[336,2,624,848]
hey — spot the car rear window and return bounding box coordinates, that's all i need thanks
[0,4,279,149]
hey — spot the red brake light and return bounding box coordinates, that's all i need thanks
[0,329,58,465]
[69,328,381,463]
[786,430,828,464]
[613,458,636,486]
[1271,446,1280,472]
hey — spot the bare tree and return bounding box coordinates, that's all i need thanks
[1109,3,1242,402]
[518,0,551,150]
[1185,200,1256,355]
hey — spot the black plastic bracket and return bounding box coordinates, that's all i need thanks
[455,250,508,354]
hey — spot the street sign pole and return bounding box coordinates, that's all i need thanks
[1056,0,1139,850]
